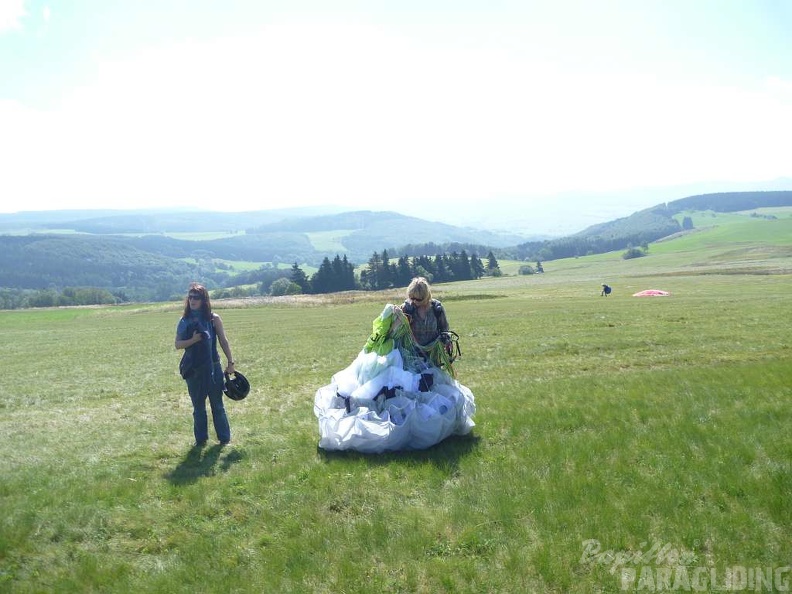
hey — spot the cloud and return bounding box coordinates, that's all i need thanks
[2,21,791,214]
[766,76,792,105]
[0,0,27,32]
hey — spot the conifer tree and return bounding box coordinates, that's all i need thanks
[470,253,485,279]
[290,262,310,293]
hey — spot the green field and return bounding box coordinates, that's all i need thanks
[305,229,356,253]
[1,219,791,593]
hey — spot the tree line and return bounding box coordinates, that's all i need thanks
[358,250,499,290]
[0,287,120,310]
[272,250,500,296]
[0,247,501,308]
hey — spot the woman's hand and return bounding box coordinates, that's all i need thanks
[225,361,236,375]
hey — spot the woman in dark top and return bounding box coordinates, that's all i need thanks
[175,283,236,446]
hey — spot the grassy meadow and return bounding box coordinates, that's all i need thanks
[1,219,791,593]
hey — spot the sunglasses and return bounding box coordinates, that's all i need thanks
[188,294,204,301]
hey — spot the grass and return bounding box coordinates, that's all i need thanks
[1,227,791,592]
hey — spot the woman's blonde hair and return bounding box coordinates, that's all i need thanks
[406,276,432,307]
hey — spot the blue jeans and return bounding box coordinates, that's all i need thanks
[186,360,231,443]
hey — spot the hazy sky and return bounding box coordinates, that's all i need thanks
[1,0,791,218]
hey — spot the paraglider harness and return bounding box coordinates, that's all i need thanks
[439,329,461,363]
[402,299,462,373]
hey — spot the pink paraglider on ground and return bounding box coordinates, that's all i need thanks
[632,289,671,297]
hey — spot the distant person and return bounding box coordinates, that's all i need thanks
[601,284,612,296]
[175,283,236,447]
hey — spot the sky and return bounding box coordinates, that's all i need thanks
[1,0,791,229]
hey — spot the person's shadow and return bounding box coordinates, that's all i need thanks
[165,444,244,486]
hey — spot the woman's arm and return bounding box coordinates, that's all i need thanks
[175,329,204,350]
[213,314,236,373]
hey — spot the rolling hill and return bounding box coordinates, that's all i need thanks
[1,191,790,307]
[512,190,792,261]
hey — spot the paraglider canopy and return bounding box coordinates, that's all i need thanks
[633,289,670,297]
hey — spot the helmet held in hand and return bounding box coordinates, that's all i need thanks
[223,371,250,401]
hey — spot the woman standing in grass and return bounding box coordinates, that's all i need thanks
[175,283,236,447]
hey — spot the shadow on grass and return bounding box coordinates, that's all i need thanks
[165,444,245,486]
[316,433,481,475]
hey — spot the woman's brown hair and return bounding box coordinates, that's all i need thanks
[182,282,213,319]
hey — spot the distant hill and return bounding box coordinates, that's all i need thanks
[511,190,792,261]
[0,234,198,302]
[0,208,527,303]
[665,190,792,213]
[0,208,526,254]
[1,191,789,305]
[413,177,792,236]
[248,210,527,254]
[0,206,348,234]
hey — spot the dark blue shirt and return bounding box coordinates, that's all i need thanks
[177,311,219,366]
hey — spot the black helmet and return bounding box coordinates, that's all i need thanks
[223,371,250,401]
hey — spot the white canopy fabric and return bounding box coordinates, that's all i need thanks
[314,305,476,453]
